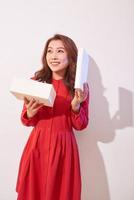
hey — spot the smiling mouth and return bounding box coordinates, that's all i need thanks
[51,62,60,65]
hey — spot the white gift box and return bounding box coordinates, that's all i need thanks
[74,48,89,90]
[10,77,56,107]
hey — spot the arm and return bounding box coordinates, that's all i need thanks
[71,83,89,130]
[71,94,89,130]
[21,104,39,127]
[21,98,43,127]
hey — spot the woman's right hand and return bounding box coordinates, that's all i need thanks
[24,97,43,118]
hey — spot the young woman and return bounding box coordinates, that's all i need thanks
[16,34,89,200]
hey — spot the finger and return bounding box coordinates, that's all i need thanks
[26,98,36,109]
[24,97,29,105]
[76,92,84,103]
[75,90,79,98]
[75,85,88,102]
[30,101,40,110]
[31,104,43,113]
[31,100,44,110]
[78,90,84,98]
[76,88,83,93]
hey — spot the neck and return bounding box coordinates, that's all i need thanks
[52,72,65,80]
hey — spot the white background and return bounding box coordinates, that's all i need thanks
[0,0,134,199]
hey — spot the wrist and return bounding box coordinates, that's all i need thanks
[26,111,33,119]
[71,104,80,113]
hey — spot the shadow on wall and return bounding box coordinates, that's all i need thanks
[76,57,133,200]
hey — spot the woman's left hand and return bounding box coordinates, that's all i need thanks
[71,83,89,112]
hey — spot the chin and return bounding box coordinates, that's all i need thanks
[51,69,60,72]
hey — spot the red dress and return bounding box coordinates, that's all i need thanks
[16,79,89,200]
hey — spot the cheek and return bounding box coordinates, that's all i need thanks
[63,57,69,66]
[46,55,49,63]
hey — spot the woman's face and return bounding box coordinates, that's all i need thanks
[46,40,69,78]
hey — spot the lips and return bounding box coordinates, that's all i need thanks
[50,62,60,65]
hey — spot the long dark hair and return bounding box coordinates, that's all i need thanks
[34,34,78,96]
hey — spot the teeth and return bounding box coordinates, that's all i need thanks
[51,62,59,65]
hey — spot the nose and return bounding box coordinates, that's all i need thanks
[51,52,58,60]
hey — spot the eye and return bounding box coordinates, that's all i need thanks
[57,49,64,53]
[47,49,52,53]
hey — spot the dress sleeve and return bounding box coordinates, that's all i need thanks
[70,93,89,130]
[21,103,39,127]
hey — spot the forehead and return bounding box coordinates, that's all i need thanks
[48,39,65,49]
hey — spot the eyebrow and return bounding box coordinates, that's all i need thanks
[47,46,65,49]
